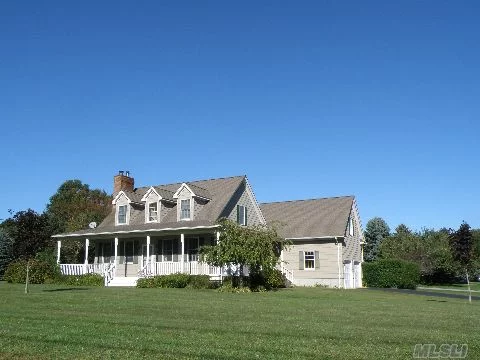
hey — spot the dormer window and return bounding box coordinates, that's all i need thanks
[180,199,191,220]
[148,202,158,222]
[118,205,127,224]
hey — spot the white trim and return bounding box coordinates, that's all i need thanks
[303,250,316,270]
[52,225,221,238]
[173,183,195,199]
[112,190,131,205]
[141,187,162,202]
[145,201,160,223]
[180,198,192,221]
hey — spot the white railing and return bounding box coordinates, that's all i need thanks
[187,261,222,276]
[60,263,108,276]
[104,263,116,286]
[152,261,221,276]
[154,262,182,275]
[139,261,153,278]
[280,265,295,284]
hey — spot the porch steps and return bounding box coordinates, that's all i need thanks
[108,277,138,287]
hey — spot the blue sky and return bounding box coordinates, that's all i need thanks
[1,1,479,231]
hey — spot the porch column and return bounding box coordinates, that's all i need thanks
[84,238,89,273]
[180,233,185,273]
[56,240,61,264]
[146,235,150,268]
[216,231,222,282]
[114,237,118,265]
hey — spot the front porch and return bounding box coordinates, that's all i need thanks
[56,230,222,286]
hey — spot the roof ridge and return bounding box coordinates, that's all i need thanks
[134,175,245,192]
[260,195,354,205]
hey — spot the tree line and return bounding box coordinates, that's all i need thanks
[363,217,480,284]
[0,180,111,277]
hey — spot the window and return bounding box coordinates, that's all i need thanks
[148,202,158,222]
[118,205,127,224]
[163,239,173,262]
[237,205,247,225]
[349,217,354,236]
[304,251,315,269]
[180,199,191,220]
[186,237,199,261]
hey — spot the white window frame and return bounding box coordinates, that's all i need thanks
[180,199,191,220]
[147,202,158,223]
[349,217,354,236]
[237,205,246,226]
[304,251,315,270]
[117,205,127,225]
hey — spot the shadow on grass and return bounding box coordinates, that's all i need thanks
[43,288,91,292]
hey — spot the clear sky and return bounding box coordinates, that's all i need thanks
[1,1,479,231]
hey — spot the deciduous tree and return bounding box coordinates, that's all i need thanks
[201,219,289,285]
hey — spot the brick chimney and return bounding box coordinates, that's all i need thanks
[114,170,134,194]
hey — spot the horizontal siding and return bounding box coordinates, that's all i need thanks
[283,241,343,281]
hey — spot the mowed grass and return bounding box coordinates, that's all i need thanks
[0,282,479,360]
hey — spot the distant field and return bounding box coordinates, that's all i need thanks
[0,282,478,359]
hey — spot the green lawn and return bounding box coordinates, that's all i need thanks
[0,282,479,359]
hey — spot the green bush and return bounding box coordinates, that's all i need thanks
[136,273,215,289]
[4,259,61,284]
[363,259,420,289]
[56,273,104,286]
[217,282,252,293]
[262,268,286,289]
[187,275,215,289]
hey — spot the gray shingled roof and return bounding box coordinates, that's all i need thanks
[186,183,211,199]
[152,187,175,201]
[260,196,354,239]
[54,175,246,237]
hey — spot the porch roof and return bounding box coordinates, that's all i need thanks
[52,220,219,239]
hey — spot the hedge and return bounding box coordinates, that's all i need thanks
[137,274,218,289]
[363,259,420,289]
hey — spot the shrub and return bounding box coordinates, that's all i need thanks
[56,273,104,286]
[262,268,286,289]
[187,275,214,289]
[4,259,61,284]
[217,282,252,293]
[136,273,215,289]
[363,259,420,289]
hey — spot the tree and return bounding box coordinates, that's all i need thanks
[45,180,111,262]
[0,229,14,278]
[449,222,474,303]
[364,217,390,262]
[1,209,52,261]
[380,227,458,284]
[201,219,289,286]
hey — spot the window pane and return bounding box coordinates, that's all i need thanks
[304,251,315,269]
[118,205,127,224]
[149,202,158,221]
[181,199,190,219]
[238,205,246,225]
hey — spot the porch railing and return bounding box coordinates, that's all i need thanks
[60,263,107,276]
[151,261,221,276]
[104,263,116,286]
